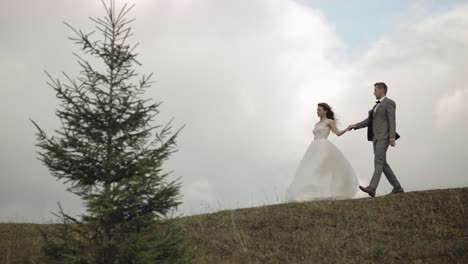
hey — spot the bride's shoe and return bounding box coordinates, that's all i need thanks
[359,185,376,197]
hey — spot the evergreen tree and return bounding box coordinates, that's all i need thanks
[31,1,188,263]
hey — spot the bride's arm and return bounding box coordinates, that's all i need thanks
[328,120,347,136]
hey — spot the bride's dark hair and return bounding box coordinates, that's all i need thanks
[318,103,336,121]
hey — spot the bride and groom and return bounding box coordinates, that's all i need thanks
[285,82,404,202]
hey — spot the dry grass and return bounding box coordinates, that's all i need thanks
[0,223,55,263]
[1,187,467,263]
[178,187,468,263]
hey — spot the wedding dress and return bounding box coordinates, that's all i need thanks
[285,119,358,202]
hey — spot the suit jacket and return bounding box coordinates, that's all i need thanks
[354,97,400,141]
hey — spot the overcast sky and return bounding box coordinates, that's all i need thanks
[1,0,467,223]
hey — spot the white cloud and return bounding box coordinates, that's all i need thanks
[181,177,216,214]
[1,0,346,220]
[1,0,467,222]
[133,0,348,213]
[335,2,468,192]
[436,88,468,126]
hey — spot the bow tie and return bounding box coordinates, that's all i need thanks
[375,100,381,104]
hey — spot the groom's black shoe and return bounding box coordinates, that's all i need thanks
[359,186,376,197]
[388,187,404,195]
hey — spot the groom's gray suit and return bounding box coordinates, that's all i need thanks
[354,97,402,191]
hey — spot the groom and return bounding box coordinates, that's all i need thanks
[348,82,404,197]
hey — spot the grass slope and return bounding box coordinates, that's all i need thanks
[1,187,467,263]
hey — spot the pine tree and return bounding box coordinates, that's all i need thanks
[31,1,188,263]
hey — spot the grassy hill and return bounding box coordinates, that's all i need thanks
[1,187,467,263]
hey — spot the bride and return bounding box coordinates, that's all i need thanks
[285,103,358,202]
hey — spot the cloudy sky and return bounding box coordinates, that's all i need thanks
[1,0,467,223]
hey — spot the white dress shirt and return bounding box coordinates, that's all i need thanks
[373,96,386,113]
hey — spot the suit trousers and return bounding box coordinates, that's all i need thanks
[370,139,402,190]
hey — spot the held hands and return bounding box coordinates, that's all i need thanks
[339,124,355,136]
[346,124,355,131]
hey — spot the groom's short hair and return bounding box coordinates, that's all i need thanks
[374,82,388,94]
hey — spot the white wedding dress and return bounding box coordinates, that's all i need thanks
[285,119,358,202]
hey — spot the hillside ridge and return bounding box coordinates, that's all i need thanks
[1,187,467,263]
